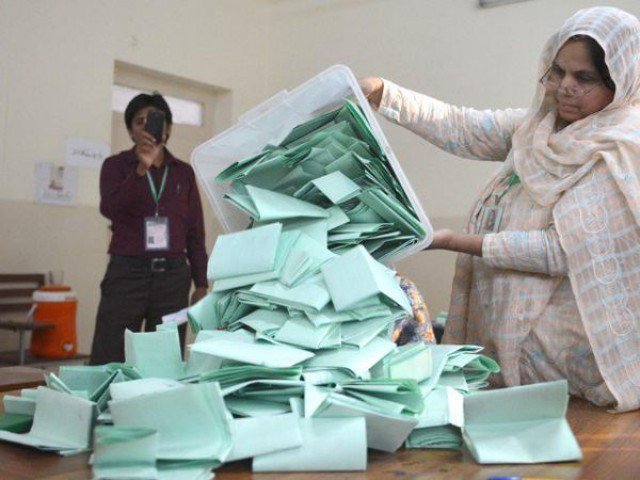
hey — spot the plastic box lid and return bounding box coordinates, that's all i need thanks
[191,65,432,264]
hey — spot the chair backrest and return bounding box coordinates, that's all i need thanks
[0,274,46,314]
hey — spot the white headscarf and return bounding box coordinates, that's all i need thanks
[512,6,640,208]
[511,7,640,411]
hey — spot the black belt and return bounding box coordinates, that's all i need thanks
[110,255,186,273]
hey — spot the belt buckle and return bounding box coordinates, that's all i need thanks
[151,258,167,273]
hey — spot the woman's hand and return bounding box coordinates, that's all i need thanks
[135,131,164,175]
[358,77,384,109]
[427,229,456,250]
[425,229,485,257]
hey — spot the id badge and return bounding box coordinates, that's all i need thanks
[145,216,170,251]
[479,206,503,234]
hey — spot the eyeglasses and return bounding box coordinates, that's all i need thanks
[539,65,603,98]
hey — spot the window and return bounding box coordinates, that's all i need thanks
[111,84,204,127]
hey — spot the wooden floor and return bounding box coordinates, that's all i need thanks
[0,395,638,480]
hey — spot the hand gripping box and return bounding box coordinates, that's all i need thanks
[191,65,432,263]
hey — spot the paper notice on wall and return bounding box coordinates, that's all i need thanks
[65,137,110,169]
[35,163,78,206]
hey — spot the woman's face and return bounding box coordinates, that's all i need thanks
[547,40,615,123]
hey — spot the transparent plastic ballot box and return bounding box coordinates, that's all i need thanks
[191,64,433,264]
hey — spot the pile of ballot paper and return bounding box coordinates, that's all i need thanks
[0,100,583,478]
[0,336,582,478]
[215,100,426,262]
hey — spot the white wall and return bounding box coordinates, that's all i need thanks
[267,0,640,315]
[0,0,272,352]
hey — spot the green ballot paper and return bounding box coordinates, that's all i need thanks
[321,246,411,313]
[340,379,424,415]
[208,223,283,281]
[226,413,302,462]
[124,329,185,380]
[224,184,329,222]
[462,380,582,464]
[305,336,396,378]
[419,345,493,396]
[0,387,95,454]
[371,343,433,383]
[189,329,315,368]
[294,170,361,205]
[45,368,119,413]
[240,276,331,313]
[406,425,462,450]
[109,378,185,402]
[304,383,417,453]
[198,364,302,388]
[109,382,232,463]
[341,318,393,348]
[92,426,158,480]
[217,99,428,262]
[252,417,367,472]
[275,316,341,349]
[406,387,464,450]
[0,413,32,433]
[225,397,292,417]
[3,392,37,416]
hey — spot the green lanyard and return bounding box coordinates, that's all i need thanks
[494,172,521,205]
[145,165,169,216]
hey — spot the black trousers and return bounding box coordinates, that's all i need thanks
[89,256,191,365]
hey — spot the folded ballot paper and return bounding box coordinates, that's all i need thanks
[91,426,159,479]
[209,223,290,291]
[252,417,367,472]
[45,366,122,413]
[321,245,412,313]
[419,345,499,396]
[109,382,232,463]
[226,412,302,462]
[0,387,94,455]
[109,378,185,401]
[304,382,417,452]
[462,380,582,464]
[406,387,464,449]
[91,425,219,480]
[124,328,186,380]
[371,342,433,383]
[304,336,396,377]
[189,329,315,368]
[3,389,37,416]
[187,288,253,334]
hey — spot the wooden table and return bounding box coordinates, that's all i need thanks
[0,395,638,480]
[0,366,45,392]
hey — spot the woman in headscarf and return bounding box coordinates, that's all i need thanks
[360,6,640,412]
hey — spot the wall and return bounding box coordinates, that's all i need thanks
[0,0,272,352]
[266,0,640,315]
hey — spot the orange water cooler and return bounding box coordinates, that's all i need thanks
[30,286,78,358]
